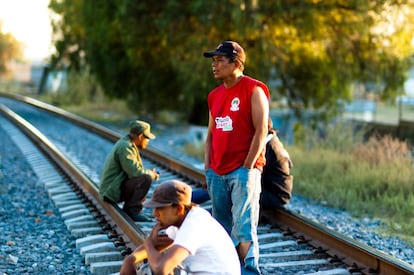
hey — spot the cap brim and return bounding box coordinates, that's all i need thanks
[143,200,172,208]
[203,51,227,58]
[146,133,156,139]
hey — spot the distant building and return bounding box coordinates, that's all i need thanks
[1,60,47,93]
[5,60,31,83]
[37,65,67,94]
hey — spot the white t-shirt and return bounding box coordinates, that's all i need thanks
[167,207,240,274]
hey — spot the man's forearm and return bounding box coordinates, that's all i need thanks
[243,133,266,168]
[132,245,148,264]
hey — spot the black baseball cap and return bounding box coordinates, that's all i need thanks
[203,41,246,64]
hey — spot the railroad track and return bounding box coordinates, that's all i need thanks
[1,93,413,275]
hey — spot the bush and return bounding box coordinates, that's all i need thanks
[290,123,414,243]
[353,134,411,165]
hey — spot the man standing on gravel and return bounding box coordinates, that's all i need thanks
[203,40,270,274]
[99,120,160,222]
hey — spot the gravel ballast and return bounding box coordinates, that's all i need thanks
[0,99,413,274]
[0,116,91,274]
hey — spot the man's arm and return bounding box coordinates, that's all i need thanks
[204,111,214,171]
[119,146,147,176]
[119,225,174,275]
[144,225,190,274]
[119,245,147,275]
[120,146,159,180]
[243,86,269,169]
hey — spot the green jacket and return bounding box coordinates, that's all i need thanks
[99,135,152,202]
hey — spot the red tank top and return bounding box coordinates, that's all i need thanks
[207,76,270,175]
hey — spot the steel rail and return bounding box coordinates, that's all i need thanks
[1,93,413,275]
[263,209,414,275]
[0,104,145,251]
[0,92,205,186]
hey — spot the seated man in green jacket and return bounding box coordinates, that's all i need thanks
[99,120,160,222]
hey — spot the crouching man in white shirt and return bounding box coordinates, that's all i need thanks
[120,180,241,275]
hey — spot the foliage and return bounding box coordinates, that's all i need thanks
[0,21,23,77]
[291,124,414,242]
[293,119,366,152]
[181,142,205,162]
[38,73,136,126]
[353,134,411,165]
[40,69,100,106]
[0,79,26,93]
[48,1,414,125]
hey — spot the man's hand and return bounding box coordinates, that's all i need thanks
[147,223,173,251]
[151,168,160,180]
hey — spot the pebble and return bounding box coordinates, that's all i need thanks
[0,121,91,274]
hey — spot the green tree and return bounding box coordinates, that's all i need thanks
[255,1,414,119]
[48,0,85,71]
[48,0,414,125]
[0,21,23,78]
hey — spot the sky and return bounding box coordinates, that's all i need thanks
[0,0,53,63]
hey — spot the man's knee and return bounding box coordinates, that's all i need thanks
[138,174,152,184]
[127,174,152,187]
[142,174,152,184]
[120,255,136,275]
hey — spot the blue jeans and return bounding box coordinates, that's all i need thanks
[206,167,261,274]
[191,189,210,204]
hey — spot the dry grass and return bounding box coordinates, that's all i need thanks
[291,125,414,243]
[353,134,411,165]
